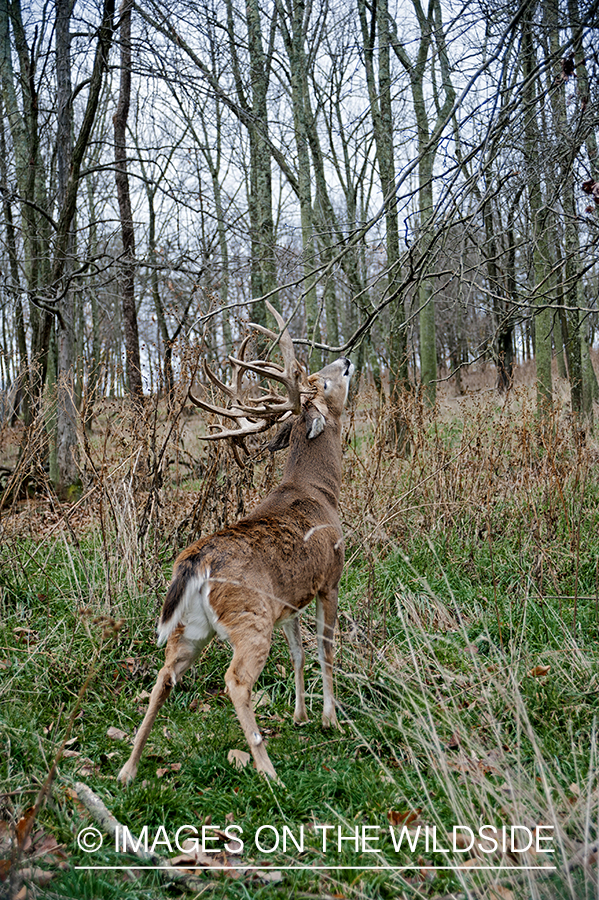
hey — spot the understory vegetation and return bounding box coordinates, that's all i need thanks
[1,381,598,900]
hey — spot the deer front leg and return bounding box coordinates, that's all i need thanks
[316,588,338,729]
[224,632,279,781]
[282,616,308,724]
[117,628,202,784]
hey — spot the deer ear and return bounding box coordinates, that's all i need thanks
[305,408,325,440]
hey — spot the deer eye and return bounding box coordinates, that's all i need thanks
[323,379,331,395]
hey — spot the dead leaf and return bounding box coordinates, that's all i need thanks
[0,858,11,881]
[134,690,151,702]
[121,868,143,880]
[32,834,64,860]
[387,808,421,827]
[528,665,550,678]
[21,866,55,887]
[13,627,38,644]
[446,730,461,749]
[106,726,128,742]
[156,762,182,778]
[452,831,473,849]
[75,758,99,777]
[227,749,251,770]
[64,787,85,811]
[16,807,36,849]
[253,691,270,709]
[489,888,515,900]
[582,179,599,205]
[255,868,283,883]
[169,849,216,869]
[447,753,502,778]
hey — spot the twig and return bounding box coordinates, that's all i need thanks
[74,783,217,893]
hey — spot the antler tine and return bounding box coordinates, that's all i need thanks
[190,302,306,446]
[201,334,253,400]
[248,300,298,374]
[188,389,249,419]
[190,386,280,443]
[202,361,234,399]
[231,299,305,414]
[201,416,273,441]
[232,334,252,398]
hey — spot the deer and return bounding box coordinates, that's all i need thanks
[117,302,353,784]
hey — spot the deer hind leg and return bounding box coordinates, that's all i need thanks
[224,629,278,780]
[283,616,308,725]
[282,616,308,724]
[117,627,205,784]
[316,588,339,729]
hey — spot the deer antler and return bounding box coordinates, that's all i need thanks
[229,301,304,415]
[189,301,309,443]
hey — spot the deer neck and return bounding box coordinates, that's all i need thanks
[280,414,342,509]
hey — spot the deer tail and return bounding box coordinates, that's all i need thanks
[157,559,210,646]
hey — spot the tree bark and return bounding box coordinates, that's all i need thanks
[114,0,143,398]
[389,0,455,407]
[55,0,80,495]
[276,0,321,366]
[522,5,553,415]
[358,0,408,403]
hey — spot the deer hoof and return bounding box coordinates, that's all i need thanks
[117,762,137,785]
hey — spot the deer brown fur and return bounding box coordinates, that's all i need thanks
[117,355,353,784]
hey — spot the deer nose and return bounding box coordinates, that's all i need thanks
[341,358,353,377]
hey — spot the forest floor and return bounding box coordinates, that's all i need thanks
[1,360,599,900]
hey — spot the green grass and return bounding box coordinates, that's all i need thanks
[1,393,599,899]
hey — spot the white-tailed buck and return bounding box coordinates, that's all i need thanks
[117,303,353,783]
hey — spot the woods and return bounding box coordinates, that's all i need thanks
[1,5,599,895]
[0,0,597,494]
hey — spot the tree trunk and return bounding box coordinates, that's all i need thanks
[277,0,321,366]
[388,0,455,407]
[522,6,552,414]
[114,0,143,398]
[358,0,408,403]
[55,0,80,496]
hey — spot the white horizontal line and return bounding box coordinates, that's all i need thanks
[74,864,557,872]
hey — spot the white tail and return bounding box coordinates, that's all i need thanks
[117,305,353,784]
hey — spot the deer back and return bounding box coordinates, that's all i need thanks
[158,357,353,643]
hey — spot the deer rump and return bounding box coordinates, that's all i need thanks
[159,499,343,651]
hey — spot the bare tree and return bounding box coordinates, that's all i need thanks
[114,0,143,398]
